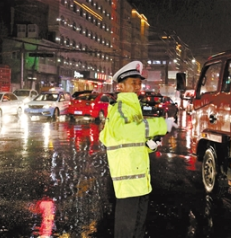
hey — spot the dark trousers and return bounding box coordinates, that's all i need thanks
[114,194,149,238]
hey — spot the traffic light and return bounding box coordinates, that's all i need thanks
[29,53,54,57]
[176,72,186,91]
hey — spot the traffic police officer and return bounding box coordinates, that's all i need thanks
[99,61,176,237]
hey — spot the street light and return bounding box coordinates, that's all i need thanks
[192,58,196,88]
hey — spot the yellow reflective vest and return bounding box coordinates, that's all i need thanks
[99,92,167,199]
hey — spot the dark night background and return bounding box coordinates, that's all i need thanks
[1,0,231,64]
[128,0,231,63]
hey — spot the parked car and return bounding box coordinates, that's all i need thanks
[24,89,71,120]
[13,89,38,104]
[68,92,116,122]
[72,90,92,98]
[139,93,178,122]
[0,92,24,121]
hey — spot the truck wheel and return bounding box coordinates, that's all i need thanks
[202,148,218,193]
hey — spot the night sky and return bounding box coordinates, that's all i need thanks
[128,0,231,64]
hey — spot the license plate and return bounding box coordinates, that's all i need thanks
[143,106,152,110]
[74,111,82,115]
[30,109,39,113]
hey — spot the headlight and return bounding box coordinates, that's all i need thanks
[43,104,51,109]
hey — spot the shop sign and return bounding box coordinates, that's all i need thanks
[74,71,84,78]
[94,72,107,80]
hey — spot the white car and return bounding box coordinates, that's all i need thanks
[13,89,38,104]
[0,92,24,121]
[24,90,71,120]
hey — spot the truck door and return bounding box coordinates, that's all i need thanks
[192,60,231,151]
[220,60,231,135]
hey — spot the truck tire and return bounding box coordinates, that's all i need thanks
[202,148,218,193]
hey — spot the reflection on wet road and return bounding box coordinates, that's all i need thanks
[0,112,231,237]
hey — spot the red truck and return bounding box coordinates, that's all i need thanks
[0,65,11,92]
[177,51,231,194]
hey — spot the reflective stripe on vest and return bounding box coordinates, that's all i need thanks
[118,101,129,123]
[143,119,149,138]
[112,173,146,181]
[106,142,145,151]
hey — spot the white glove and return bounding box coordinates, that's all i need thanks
[146,139,162,150]
[165,117,178,132]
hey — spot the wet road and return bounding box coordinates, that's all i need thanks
[0,112,231,238]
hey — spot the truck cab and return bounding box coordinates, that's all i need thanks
[177,51,231,193]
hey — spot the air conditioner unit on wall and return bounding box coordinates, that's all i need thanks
[27,24,39,38]
[17,24,26,38]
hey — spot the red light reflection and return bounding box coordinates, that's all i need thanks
[185,155,197,171]
[66,123,102,154]
[29,197,56,238]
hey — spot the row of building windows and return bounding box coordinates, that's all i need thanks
[57,50,112,61]
[11,49,112,70]
[59,60,111,75]
[37,54,112,67]
[57,13,111,34]
[25,52,111,74]
[56,34,111,49]
[61,0,112,20]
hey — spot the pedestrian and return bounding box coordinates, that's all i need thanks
[99,61,177,238]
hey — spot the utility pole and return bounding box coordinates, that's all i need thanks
[20,43,24,89]
[164,32,170,85]
[165,59,169,85]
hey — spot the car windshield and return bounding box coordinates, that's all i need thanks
[34,93,59,101]
[76,94,98,101]
[14,90,29,97]
[140,96,163,103]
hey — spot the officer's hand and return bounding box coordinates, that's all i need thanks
[146,139,162,150]
[165,117,178,132]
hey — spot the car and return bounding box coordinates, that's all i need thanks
[24,89,71,120]
[139,93,178,122]
[0,91,24,121]
[72,90,92,98]
[13,89,38,104]
[68,92,116,123]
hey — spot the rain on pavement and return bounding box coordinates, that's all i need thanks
[0,111,231,238]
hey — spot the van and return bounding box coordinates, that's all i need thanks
[177,50,231,193]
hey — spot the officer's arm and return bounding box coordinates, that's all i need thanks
[115,117,167,141]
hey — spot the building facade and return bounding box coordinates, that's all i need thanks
[1,0,150,93]
[146,31,199,91]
